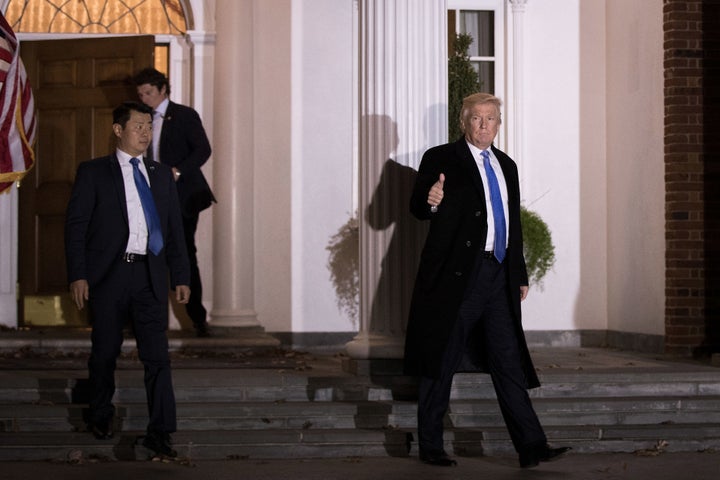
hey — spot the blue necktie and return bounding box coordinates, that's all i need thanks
[129,157,163,255]
[481,150,506,263]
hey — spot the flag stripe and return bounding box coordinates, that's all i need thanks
[0,11,35,194]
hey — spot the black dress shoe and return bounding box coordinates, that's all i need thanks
[419,449,457,466]
[142,431,177,458]
[519,444,571,468]
[540,445,571,462]
[90,420,113,440]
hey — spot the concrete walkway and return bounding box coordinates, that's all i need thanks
[2,452,720,480]
[0,327,716,374]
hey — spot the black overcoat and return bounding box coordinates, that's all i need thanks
[403,138,540,389]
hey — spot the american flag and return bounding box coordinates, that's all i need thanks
[0,12,35,195]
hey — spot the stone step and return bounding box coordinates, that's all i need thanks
[0,429,412,461]
[1,350,719,461]
[2,369,720,404]
[2,423,720,461]
[4,396,720,433]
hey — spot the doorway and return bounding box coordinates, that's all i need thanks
[18,36,154,327]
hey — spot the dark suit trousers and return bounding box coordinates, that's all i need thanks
[182,212,207,327]
[417,256,546,454]
[87,261,177,434]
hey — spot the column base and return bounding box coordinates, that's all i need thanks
[344,332,405,359]
[201,325,280,348]
[208,309,279,347]
[341,357,405,376]
[343,333,405,375]
[210,308,260,328]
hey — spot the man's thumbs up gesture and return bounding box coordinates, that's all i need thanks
[428,173,445,213]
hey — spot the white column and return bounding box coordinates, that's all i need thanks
[0,186,18,328]
[185,30,216,124]
[509,0,528,186]
[346,0,448,359]
[185,29,216,328]
[210,0,259,328]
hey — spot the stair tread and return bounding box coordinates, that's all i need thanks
[1,346,719,459]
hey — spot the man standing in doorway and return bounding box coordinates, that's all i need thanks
[134,68,215,337]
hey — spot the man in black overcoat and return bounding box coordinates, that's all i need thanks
[403,93,569,468]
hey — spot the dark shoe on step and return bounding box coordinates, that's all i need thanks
[90,419,113,440]
[519,444,571,468]
[419,449,457,466]
[142,431,177,458]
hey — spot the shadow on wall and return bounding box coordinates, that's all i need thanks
[365,155,427,339]
[326,114,428,338]
[326,215,359,328]
[323,112,442,456]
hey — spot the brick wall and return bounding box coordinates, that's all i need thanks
[664,0,720,355]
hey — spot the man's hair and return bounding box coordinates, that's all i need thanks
[459,93,503,133]
[133,67,171,95]
[113,101,153,127]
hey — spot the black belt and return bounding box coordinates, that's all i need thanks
[123,252,147,263]
[481,251,496,259]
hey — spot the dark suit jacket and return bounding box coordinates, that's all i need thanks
[156,101,215,216]
[65,154,190,301]
[403,138,539,388]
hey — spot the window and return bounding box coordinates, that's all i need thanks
[4,0,188,34]
[455,10,495,92]
[4,0,187,88]
[155,43,170,78]
[448,0,505,99]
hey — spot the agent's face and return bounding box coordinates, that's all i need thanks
[462,102,500,150]
[136,83,167,110]
[114,110,152,157]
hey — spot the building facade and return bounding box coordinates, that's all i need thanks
[0,0,716,357]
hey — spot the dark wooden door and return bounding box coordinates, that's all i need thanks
[18,36,154,327]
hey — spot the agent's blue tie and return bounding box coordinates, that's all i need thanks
[481,150,506,263]
[129,157,163,255]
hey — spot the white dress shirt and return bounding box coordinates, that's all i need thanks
[117,149,150,254]
[466,141,510,251]
[151,98,169,163]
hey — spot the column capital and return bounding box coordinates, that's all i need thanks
[185,30,217,46]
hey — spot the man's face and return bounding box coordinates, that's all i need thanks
[136,83,167,110]
[462,102,500,150]
[114,110,152,157]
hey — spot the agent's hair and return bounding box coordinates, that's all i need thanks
[459,93,502,133]
[113,101,153,127]
[133,67,171,95]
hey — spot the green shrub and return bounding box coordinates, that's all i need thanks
[449,33,481,141]
[520,206,556,286]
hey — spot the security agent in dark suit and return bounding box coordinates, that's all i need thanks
[403,93,570,468]
[134,68,215,337]
[65,101,190,458]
